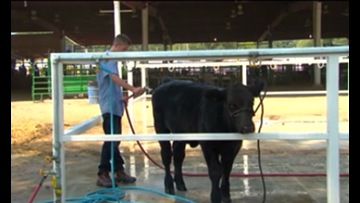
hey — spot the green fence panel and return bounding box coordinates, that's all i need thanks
[31,57,97,102]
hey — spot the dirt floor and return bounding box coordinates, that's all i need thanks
[11,95,349,203]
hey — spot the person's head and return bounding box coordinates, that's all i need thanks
[110,34,132,52]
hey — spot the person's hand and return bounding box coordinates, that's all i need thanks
[121,96,129,106]
[131,87,144,98]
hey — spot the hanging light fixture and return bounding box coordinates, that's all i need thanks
[226,22,231,30]
[30,10,37,20]
[323,5,329,14]
[237,4,244,15]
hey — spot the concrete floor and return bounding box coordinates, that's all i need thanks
[14,140,349,203]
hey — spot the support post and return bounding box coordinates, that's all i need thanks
[163,32,168,64]
[51,59,65,203]
[326,55,340,203]
[163,33,168,51]
[268,39,273,48]
[142,6,149,51]
[60,33,66,52]
[141,6,149,128]
[113,1,122,79]
[313,1,322,86]
[268,25,273,48]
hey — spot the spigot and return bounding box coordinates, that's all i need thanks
[44,155,53,163]
[39,168,51,175]
[38,168,44,175]
[39,168,56,176]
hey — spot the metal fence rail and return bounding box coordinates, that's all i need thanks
[129,52,350,128]
[51,46,349,203]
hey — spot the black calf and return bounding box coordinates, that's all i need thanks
[151,77,263,203]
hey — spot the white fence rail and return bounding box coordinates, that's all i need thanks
[58,52,351,126]
[130,55,349,128]
[51,46,349,203]
[132,57,349,68]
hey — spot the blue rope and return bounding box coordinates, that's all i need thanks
[37,63,196,203]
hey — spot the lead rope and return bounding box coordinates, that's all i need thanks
[248,54,267,203]
[256,82,267,203]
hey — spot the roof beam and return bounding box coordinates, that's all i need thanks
[121,1,157,16]
[11,9,88,46]
[11,9,62,36]
[121,1,172,45]
[257,1,312,42]
[157,15,172,45]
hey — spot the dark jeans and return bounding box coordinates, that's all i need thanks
[98,113,125,174]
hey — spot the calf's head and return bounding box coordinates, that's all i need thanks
[204,82,263,134]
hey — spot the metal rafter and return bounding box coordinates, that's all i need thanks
[11,9,62,36]
[257,1,312,42]
[121,1,172,45]
[10,1,349,46]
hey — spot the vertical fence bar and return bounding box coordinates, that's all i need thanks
[51,59,65,203]
[58,62,66,203]
[113,1,122,80]
[347,61,349,122]
[326,55,340,203]
[47,57,52,97]
[242,65,247,85]
[127,62,134,133]
[141,67,147,128]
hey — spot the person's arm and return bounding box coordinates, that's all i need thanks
[110,73,136,92]
[98,61,138,92]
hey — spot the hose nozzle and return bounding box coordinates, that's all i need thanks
[131,86,151,99]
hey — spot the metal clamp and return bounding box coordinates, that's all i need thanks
[317,63,325,69]
[248,52,262,67]
[94,59,100,73]
[168,66,175,72]
[52,176,62,195]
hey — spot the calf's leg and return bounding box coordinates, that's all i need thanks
[173,141,187,191]
[159,141,175,194]
[201,144,223,203]
[220,144,241,203]
[154,111,175,194]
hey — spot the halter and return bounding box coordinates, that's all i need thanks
[228,106,255,118]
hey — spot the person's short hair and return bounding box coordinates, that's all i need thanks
[113,34,132,46]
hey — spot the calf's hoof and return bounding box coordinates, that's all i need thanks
[221,196,232,203]
[176,184,187,191]
[165,188,175,195]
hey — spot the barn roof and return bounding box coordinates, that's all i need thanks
[11,1,349,57]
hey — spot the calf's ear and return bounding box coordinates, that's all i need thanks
[204,89,226,102]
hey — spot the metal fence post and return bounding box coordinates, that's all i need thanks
[326,55,340,203]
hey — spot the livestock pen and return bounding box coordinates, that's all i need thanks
[24,46,348,203]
